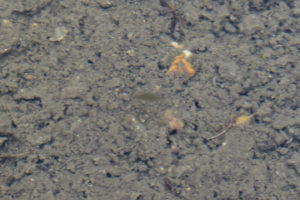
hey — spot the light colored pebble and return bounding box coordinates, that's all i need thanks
[50,26,68,42]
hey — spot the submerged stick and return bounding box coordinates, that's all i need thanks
[133,92,162,102]
[207,114,253,140]
[207,123,233,140]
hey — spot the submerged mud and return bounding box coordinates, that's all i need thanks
[0,0,299,199]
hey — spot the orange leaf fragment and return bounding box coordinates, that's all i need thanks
[234,115,252,127]
[167,53,195,79]
[162,110,184,131]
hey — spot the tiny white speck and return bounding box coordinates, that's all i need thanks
[182,49,192,58]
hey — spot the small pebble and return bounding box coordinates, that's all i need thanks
[26,133,52,145]
[256,140,276,152]
[50,26,68,42]
[224,22,237,33]
[239,14,264,34]
[0,137,8,146]
[97,0,114,9]
[61,85,87,99]
[286,153,300,174]
[277,148,288,155]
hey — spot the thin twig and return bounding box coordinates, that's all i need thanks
[0,151,31,161]
[207,123,233,140]
[207,114,253,140]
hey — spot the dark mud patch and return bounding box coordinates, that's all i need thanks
[0,0,299,199]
